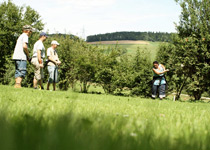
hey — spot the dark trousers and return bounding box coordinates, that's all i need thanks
[152,84,166,98]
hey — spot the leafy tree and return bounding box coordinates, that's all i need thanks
[173,0,210,100]
[0,0,44,85]
[57,35,99,93]
[156,43,175,94]
[160,0,210,100]
[0,0,22,82]
[130,48,152,97]
[156,0,210,100]
[95,45,122,94]
[112,54,133,94]
[73,44,98,93]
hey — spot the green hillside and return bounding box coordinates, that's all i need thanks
[88,40,161,61]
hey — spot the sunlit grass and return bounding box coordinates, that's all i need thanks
[0,85,210,150]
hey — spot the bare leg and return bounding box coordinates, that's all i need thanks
[39,79,43,87]
[33,78,38,88]
[15,77,22,88]
[53,83,56,91]
[38,79,44,90]
[47,82,50,90]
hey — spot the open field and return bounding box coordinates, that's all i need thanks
[88,40,161,61]
[1,85,210,150]
[88,40,150,45]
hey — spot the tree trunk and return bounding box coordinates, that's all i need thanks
[175,78,187,101]
[80,81,88,93]
[193,91,202,100]
[83,81,87,93]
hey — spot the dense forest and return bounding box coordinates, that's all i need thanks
[86,31,173,42]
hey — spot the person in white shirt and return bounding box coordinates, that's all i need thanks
[46,40,61,91]
[31,32,48,89]
[12,25,34,88]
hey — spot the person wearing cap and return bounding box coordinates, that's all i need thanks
[12,25,34,88]
[46,40,61,91]
[31,32,48,89]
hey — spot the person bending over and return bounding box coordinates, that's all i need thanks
[152,61,169,100]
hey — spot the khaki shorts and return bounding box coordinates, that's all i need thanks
[31,58,44,80]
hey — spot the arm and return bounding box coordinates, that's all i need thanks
[47,49,61,65]
[152,68,169,75]
[55,51,61,65]
[37,50,43,68]
[160,64,166,71]
[48,56,58,65]
[23,43,30,60]
[57,55,61,65]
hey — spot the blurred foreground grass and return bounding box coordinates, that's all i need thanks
[0,85,210,150]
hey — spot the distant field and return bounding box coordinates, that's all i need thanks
[88,40,161,61]
[88,40,150,45]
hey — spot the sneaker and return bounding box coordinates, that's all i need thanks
[38,85,44,90]
[151,96,156,100]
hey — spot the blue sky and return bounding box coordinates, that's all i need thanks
[13,0,181,38]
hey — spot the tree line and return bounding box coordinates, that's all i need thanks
[86,31,173,42]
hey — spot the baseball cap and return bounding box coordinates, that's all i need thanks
[51,40,60,45]
[23,25,35,32]
[40,32,48,37]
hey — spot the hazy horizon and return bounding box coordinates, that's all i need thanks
[13,0,181,39]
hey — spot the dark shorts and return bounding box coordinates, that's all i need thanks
[15,60,27,78]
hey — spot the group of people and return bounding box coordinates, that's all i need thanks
[13,25,61,91]
[12,25,169,98]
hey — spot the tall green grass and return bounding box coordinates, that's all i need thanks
[1,85,210,150]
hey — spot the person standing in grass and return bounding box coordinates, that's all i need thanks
[31,32,48,90]
[13,25,34,88]
[152,61,169,100]
[46,40,61,91]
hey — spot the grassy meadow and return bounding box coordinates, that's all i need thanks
[88,40,161,61]
[1,85,210,150]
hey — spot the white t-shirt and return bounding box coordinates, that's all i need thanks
[47,47,53,57]
[32,40,45,58]
[47,47,59,66]
[13,33,28,60]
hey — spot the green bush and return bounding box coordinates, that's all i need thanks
[130,48,152,97]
